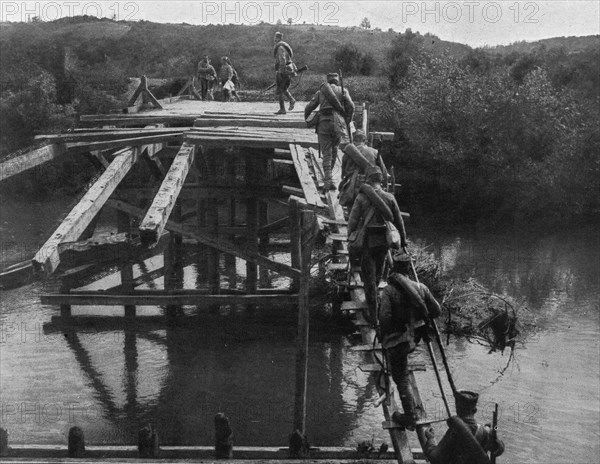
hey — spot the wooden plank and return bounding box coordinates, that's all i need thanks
[328,233,348,242]
[289,144,326,207]
[107,200,301,278]
[35,128,184,143]
[32,148,138,275]
[186,134,318,149]
[0,143,66,181]
[282,185,305,197]
[67,133,183,155]
[194,118,307,128]
[327,263,348,272]
[41,292,299,307]
[78,115,196,127]
[139,142,195,245]
[308,147,325,188]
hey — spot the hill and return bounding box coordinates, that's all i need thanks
[482,35,600,56]
[0,18,471,87]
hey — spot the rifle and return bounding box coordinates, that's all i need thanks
[264,65,309,92]
[338,69,353,144]
[491,403,499,464]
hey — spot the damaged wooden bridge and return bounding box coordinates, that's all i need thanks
[0,97,435,463]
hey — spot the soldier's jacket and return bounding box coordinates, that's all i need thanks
[341,143,388,180]
[347,186,406,248]
[304,83,355,137]
[425,416,505,464]
[219,64,234,81]
[274,41,293,73]
[379,273,441,350]
[197,62,216,80]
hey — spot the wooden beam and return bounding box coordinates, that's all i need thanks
[139,143,195,245]
[107,200,301,278]
[32,148,138,275]
[117,185,285,200]
[35,128,184,143]
[289,144,326,207]
[78,115,196,127]
[41,292,298,307]
[0,143,66,181]
[194,118,307,129]
[259,215,289,234]
[67,134,183,155]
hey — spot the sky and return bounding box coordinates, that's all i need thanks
[1,1,599,47]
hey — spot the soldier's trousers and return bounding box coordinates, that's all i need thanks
[387,342,417,419]
[318,120,341,186]
[361,244,388,324]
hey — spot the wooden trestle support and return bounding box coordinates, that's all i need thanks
[0,100,433,462]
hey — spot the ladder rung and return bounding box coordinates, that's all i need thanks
[328,233,348,241]
[359,363,383,373]
[341,300,368,310]
[352,319,371,327]
[327,263,348,271]
[350,343,382,352]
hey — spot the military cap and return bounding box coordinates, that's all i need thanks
[392,250,411,263]
[274,31,283,39]
[365,165,382,181]
[354,129,367,141]
[454,390,479,410]
[326,72,339,83]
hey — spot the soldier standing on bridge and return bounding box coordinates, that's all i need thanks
[197,55,216,101]
[219,56,235,102]
[304,72,355,191]
[273,31,297,114]
[347,166,406,323]
[339,129,387,207]
[379,250,441,431]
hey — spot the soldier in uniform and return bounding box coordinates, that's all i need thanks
[219,56,234,102]
[226,57,242,102]
[197,55,216,101]
[273,31,296,114]
[379,250,441,430]
[347,166,407,324]
[339,129,388,207]
[425,390,505,463]
[304,72,355,190]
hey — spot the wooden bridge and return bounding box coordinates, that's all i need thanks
[0,94,438,463]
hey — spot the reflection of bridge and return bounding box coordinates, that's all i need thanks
[1,87,431,461]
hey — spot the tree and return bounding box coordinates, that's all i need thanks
[360,17,371,29]
[287,17,293,25]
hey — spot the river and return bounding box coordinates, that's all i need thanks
[0,197,598,463]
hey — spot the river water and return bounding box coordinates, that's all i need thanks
[0,197,598,463]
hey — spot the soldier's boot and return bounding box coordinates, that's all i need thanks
[275,98,287,115]
[392,395,418,431]
[286,92,296,111]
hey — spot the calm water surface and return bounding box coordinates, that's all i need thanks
[0,198,598,463]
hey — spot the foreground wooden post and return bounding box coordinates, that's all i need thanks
[289,196,317,458]
[214,413,234,459]
[0,428,8,457]
[118,210,136,319]
[68,426,85,458]
[245,155,259,297]
[138,424,159,458]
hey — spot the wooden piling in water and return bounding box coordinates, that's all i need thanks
[290,196,318,456]
[0,428,8,457]
[67,426,85,458]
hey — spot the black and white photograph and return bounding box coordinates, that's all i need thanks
[0,1,598,463]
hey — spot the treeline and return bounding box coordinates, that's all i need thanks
[375,31,599,225]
